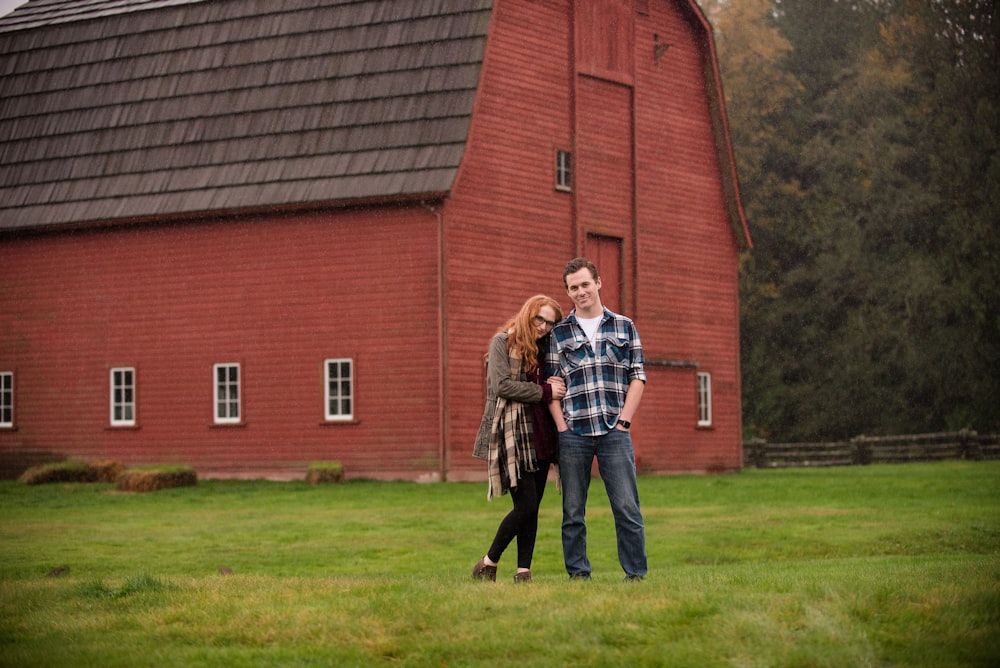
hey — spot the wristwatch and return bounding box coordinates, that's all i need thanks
[618,419,631,429]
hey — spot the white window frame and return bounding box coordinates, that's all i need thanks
[697,371,712,427]
[110,367,136,427]
[556,149,572,192]
[324,358,354,421]
[0,371,12,428]
[213,363,241,424]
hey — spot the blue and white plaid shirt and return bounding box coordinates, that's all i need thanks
[545,307,646,436]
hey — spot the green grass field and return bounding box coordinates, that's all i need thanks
[1,462,998,667]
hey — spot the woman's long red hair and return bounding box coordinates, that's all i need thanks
[491,295,563,372]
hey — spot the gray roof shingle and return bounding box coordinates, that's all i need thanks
[0,0,492,230]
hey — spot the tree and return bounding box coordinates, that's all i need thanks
[703,0,999,439]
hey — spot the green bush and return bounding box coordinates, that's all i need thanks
[91,460,124,483]
[19,459,98,485]
[18,459,126,485]
[305,461,344,484]
[116,465,197,493]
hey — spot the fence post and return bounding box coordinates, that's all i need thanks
[959,428,982,461]
[851,435,872,465]
[745,438,767,469]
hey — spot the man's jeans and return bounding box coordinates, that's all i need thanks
[558,429,648,578]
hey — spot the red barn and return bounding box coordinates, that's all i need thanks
[0,0,750,481]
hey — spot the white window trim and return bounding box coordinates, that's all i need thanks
[324,358,354,422]
[110,367,136,427]
[0,371,13,428]
[213,363,241,424]
[697,371,712,427]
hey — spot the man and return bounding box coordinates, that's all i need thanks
[546,257,647,581]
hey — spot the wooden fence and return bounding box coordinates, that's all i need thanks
[743,429,1000,469]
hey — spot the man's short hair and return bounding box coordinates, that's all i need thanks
[563,257,599,288]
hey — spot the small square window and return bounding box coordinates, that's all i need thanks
[697,372,712,427]
[0,371,13,427]
[556,150,572,192]
[214,363,241,424]
[325,358,354,421]
[110,367,136,426]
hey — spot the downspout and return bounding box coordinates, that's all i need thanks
[422,200,448,482]
[568,0,580,255]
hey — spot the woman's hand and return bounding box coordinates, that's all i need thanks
[547,376,566,400]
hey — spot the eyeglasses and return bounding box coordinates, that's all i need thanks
[533,315,557,329]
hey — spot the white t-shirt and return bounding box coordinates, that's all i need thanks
[577,314,603,351]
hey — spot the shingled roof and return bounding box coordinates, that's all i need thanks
[0,0,492,231]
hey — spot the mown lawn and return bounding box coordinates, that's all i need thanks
[1,461,998,667]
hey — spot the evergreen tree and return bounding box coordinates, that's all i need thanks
[702,0,999,439]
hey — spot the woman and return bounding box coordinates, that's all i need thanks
[471,295,566,583]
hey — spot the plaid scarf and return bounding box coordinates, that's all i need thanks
[487,397,536,500]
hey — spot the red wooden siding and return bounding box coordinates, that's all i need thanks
[630,1,743,471]
[1,207,443,479]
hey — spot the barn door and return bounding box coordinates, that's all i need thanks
[574,0,635,317]
[585,233,623,314]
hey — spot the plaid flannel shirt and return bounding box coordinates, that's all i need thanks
[545,307,646,436]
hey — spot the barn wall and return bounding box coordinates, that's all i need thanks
[631,2,743,471]
[0,207,442,479]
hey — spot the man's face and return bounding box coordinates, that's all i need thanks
[565,267,602,314]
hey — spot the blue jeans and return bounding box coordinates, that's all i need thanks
[558,429,647,578]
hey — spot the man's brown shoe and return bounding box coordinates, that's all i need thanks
[472,558,497,581]
[514,571,532,583]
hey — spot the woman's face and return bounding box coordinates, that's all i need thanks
[533,305,558,338]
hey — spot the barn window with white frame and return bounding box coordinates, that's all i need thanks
[556,149,572,191]
[213,363,241,424]
[0,371,12,427]
[697,371,712,427]
[325,358,354,421]
[110,367,136,426]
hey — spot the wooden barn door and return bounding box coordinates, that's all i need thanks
[585,233,622,314]
[574,0,635,316]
